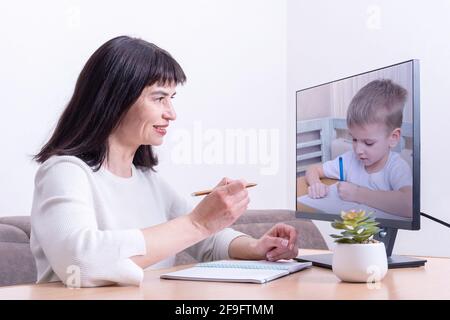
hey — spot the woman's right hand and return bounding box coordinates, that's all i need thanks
[307,182,329,199]
[189,177,250,236]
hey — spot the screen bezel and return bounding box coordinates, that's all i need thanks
[295,59,420,230]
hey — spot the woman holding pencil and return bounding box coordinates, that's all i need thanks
[30,36,299,288]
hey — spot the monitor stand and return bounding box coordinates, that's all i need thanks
[295,228,427,269]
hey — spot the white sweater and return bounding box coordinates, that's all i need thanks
[30,156,245,287]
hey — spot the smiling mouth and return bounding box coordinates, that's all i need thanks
[153,125,168,135]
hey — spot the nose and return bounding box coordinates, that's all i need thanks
[354,142,364,155]
[162,100,176,121]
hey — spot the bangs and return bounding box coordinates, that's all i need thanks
[146,47,186,87]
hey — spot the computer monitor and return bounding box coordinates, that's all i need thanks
[295,60,426,269]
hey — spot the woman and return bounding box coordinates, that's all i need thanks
[31,36,299,288]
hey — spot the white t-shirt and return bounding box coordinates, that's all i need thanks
[322,150,412,191]
[30,155,245,287]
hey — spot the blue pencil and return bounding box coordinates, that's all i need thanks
[339,156,344,181]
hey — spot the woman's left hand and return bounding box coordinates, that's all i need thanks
[253,223,299,261]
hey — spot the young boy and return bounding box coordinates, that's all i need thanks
[305,79,413,218]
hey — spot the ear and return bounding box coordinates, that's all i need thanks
[389,128,401,148]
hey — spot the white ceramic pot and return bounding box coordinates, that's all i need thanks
[332,242,388,283]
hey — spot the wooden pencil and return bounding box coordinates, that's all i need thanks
[191,183,257,197]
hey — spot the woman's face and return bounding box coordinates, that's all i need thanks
[114,82,177,147]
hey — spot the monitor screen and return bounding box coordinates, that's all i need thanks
[295,60,420,230]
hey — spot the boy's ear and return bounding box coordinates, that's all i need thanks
[389,128,401,148]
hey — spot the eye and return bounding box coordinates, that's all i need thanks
[365,142,374,146]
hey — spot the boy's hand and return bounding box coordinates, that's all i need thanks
[308,182,329,198]
[337,182,359,202]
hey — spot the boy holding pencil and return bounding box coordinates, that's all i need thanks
[305,79,413,218]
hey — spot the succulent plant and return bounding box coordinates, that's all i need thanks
[330,210,380,244]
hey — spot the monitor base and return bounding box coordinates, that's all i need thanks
[295,253,427,269]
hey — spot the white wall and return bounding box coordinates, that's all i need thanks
[0,0,287,215]
[287,0,450,257]
[2,0,449,258]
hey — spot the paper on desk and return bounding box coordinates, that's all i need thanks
[297,183,410,221]
[160,260,312,284]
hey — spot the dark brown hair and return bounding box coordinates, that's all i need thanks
[347,79,407,133]
[34,36,186,171]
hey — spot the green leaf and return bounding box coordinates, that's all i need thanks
[354,236,371,243]
[356,229,379,238]
[340,230,357,237]
[331,222,347,230]
[343,220,356,227]
[354,216,371,224]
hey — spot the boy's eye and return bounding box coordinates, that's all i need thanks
[352,138,374,146]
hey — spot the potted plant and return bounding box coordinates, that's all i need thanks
[331,209,388,283]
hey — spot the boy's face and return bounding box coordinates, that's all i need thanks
[349,123,400,172]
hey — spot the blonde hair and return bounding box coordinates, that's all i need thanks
[347,79,407,133]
